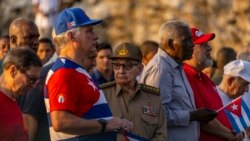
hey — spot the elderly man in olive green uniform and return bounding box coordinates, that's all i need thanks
[100,42,167,141]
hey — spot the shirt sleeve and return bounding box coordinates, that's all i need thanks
[48,69,79,113]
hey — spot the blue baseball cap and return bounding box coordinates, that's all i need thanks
[54,8,102,35]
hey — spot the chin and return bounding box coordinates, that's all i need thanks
[116,80,129,85]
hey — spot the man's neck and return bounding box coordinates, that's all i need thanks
[0,76,15,101]
[185,60,204,72]
[119,81,137,96]
[60,45,84,67]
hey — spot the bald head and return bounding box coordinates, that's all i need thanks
[9,18,40,52]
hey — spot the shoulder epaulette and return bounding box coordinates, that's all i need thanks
[99,81,116,89]
[139,84,160,96]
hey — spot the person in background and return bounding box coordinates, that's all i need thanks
[0,35,10,60]
[32,0,60,38]
[37,37,55,65]
[44,8,132,141]
[91,42,114,85]
[0,35,10,74]
[212,47,236,85]
[217,60,250,141]
[237,48,250,140]
[140,40,159,66]
[140,20,217,141]
[101,42,167,141]
[9,17,41,141]
[0,47,42,141]
[184,27,242,141]
[9,18,40,52]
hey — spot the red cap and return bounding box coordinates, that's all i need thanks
[190,27,215,44]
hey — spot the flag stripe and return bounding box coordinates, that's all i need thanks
[239,115,247,129]
[242,100,250,128]
[225,110,241,133]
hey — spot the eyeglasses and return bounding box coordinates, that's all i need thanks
[112,62,139,70]
[23,71,39,85]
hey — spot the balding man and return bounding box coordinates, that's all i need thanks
[9,18,40,52]
[140,21,217,141]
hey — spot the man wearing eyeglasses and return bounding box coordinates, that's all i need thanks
[100,42,167,141]
[0,46,42,141]
[44,8,132,141]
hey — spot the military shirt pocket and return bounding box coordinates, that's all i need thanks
[141,114,158,125]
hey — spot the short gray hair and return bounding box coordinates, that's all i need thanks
[158,20,189,43]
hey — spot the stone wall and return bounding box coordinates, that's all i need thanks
[0,0,249,57]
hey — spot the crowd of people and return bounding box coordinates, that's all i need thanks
[0,5,250,141]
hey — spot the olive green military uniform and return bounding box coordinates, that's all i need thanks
[101,81,167,141]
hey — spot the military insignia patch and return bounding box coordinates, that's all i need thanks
[117,47,128,56]
[142,100,157,116]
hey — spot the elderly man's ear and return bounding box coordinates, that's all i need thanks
[227,76,235,86]
[167,39,174,49]
[10,35,17,47]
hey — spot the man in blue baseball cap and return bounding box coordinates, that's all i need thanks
[44,8,133,141]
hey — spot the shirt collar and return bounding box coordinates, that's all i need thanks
[158,48,180,69]
[184,63,203,79]
[115,83,141,99]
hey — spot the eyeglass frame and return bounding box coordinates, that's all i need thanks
[22,70,40,85]
[112,62,140,70]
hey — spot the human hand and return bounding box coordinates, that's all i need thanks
[106,117,133,132]
[228,132,244,141]
[190,108,217,123]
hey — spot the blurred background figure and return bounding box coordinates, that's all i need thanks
[212,47,236,85]
[9,18,40,52]
[140,40,159,66]
[37,37,55,65]
[237,45,250,62]
[32,0,60,38]
[202,59,217,78]
[237,46,250,140]
[91,42,114,85]
[0,35,10,60]
[0,35,10,74]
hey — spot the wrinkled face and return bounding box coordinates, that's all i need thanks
[37,42,54,64]
[82,47,97,72]
[193,43,213,68]
[96,49,112,72]
[173,27,194,61]
[76,26,98,57]
[12,65,41,98]
[112,59,142,85]
[14,23,40,52]
[0,38,10,59]
[228,77,249,99]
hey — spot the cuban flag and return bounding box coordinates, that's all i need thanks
[218,95,250,133]
[123,132,149,141]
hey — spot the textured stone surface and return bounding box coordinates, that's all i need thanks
[0,0,249,57]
